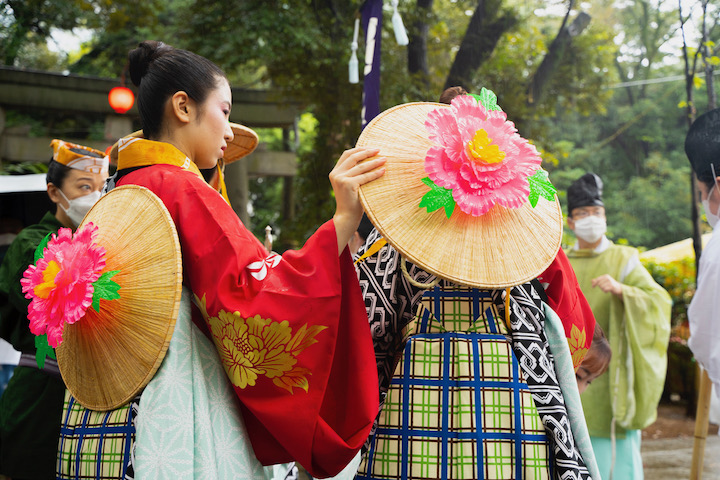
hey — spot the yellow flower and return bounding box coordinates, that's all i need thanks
[466,129,506,164]
[195,294,327,393]
[568,324,589,369]
[34,260,60,299]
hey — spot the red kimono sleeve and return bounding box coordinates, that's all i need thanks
[537,249,596,368]
[119,165,378,477]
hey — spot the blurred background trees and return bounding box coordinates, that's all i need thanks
[1,0,718,251]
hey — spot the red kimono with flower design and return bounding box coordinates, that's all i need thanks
[118,162,378,478]
[537,249,596,369]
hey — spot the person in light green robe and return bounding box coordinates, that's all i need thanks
[565,173,671,480]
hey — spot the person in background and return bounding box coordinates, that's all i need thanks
[576,323,611,394]
[684,108,720,410]
[565,172,671,480]
[0,140,108,479]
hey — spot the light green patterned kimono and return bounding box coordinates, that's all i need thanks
[134,288,293,480]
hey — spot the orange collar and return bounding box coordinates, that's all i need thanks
[116,137,203,179]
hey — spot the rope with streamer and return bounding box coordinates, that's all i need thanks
[400,256,440,289]
[504,287,512,330]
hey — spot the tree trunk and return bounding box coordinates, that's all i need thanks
[407,0,433,89]
[443,0,517,90]
[526,12,591,106]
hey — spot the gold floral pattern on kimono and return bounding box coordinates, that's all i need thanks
[568,324,588,369]
[195,294,327,393]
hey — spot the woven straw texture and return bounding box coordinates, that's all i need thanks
[56,185,182,411]
[357,102,562,289]
[225,123,259,163]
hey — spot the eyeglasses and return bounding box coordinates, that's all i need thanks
[572,210,605,219]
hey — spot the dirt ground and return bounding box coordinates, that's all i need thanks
[643,402,719,440]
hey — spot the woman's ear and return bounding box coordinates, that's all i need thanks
[170,91,193,124]
[47,182,62,205]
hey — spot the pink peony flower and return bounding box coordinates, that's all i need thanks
[424,94,542,216]
[21,223,106,347]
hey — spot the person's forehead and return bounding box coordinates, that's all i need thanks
[67,169,106,182]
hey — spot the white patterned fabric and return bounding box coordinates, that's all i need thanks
[542,304,601,480]
[134,288,292,480]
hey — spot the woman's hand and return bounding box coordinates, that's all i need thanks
[330,147,386,255]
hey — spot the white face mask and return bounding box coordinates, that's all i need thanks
[58,189,101,227]
[703,183,720,229]
[573,215,607,244]
[703,164,720,229]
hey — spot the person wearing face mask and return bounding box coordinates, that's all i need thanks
[565,172,671,480]
[0,139,108,479]
[685,108,720,409]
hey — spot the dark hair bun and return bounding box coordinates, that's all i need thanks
[128,41,170,87]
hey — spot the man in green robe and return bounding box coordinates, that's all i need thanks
[0,140,108,479]
[565,173,671,480]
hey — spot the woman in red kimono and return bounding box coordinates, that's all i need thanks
[102,40,383,478]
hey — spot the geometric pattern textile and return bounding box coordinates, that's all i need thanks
[133,288,291,480]
[357,293,552,480]
[355,229,554,480]
[355,231,593,480]
[496,285,592,480]
[56,390,136,480]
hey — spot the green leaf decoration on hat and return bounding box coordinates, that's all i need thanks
[470,88,503,112]
[35,333,56,369]
[419,177,456,218]
[527,169,557,207]
[33,233,52,263]
[91,270,121,312]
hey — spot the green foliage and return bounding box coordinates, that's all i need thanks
[3,0,707,253]
[0,162,48,175]
[419,177,456,218]
[642,256,696,330]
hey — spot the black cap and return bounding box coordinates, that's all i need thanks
[685,108,720,184]
[567,173,604,214]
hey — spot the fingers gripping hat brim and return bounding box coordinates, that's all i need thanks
[356,102,563,289]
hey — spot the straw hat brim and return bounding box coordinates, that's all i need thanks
[109,123,258,165]
[56,185,182,411]
[357,102,562,289]
[225,123,259,163]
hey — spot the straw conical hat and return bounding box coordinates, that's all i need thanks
[56,185,182,410]
[225,123,259,163]
[109,123,258,164]
[356,101,562,289]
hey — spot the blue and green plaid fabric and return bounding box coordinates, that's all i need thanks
[357,284,552,480]
[57,390,136,480]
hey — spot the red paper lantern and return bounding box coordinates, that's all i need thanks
[108,86,135,114]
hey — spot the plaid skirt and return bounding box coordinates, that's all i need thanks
[357,290,552,480]
[56,391,137,480]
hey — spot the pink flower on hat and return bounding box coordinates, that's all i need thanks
[423,93,542,216]
[21,223,106,347]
